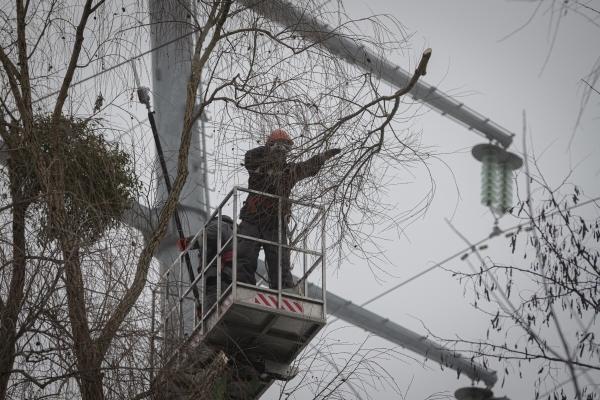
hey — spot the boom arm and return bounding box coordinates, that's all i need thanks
[236,0,514,149]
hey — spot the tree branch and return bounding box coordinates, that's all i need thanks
[52,0,106,120]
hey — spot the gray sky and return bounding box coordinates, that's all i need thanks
[120,0,600,398]
[259,1,600,399]
[5,0,597,398]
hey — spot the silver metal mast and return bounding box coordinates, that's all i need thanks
[148,0,210,334]
[236,0,515,149]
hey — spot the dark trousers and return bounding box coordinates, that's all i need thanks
[205,277,231,310]
[236,220,294,289]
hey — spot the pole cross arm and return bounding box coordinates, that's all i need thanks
[236,0,514,149]
[255,260,498,388]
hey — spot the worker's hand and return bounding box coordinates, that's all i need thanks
[324,148,341,160]
[177,237,189,252]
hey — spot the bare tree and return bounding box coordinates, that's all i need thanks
[277,328,455,400]
[439,137,600,399]
[0,0,435,398]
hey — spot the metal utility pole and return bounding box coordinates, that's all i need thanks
[148,0,211,334]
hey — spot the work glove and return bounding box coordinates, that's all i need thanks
[323,148,341,160]
[177,237,189,252]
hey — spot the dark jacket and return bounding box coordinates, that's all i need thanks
[190,215,234,280]
[240,146,327,227]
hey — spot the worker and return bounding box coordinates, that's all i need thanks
[178,215,235,309]
[236,129,341,291]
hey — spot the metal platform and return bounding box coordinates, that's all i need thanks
[149,187,327,399]
[166,284,326,398]
[197,283,325,362]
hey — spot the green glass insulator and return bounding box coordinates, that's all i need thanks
[481,153,499,207]
[496,162,513,214]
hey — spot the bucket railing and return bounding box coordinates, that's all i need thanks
[149,186,326,377]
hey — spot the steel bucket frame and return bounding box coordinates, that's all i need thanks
[149,186,327,397]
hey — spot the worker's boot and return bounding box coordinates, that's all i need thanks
[282,286,299,295]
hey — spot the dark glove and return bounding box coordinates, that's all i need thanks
[324,148,341,160]
[177,237,189,252]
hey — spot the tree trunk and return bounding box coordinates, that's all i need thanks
[61,237,105,400]
[0,173,28,398]
[78,366,105,400]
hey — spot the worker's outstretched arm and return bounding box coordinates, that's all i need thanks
[291,148,341,182]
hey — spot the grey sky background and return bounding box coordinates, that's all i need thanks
[120,0,600,398]
[5,0,598,398]
[252,1,600,399]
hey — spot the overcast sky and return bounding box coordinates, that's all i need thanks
[256,1,600,399]
[4,0,598,398]
[125,0,600,398]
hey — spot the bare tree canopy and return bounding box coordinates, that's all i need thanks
[442,136,600,400]
[0,0,435,398]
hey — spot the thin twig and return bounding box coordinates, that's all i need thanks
[522,110,581,399]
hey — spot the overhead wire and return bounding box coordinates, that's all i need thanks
[328,195,600,326]
[29,29,200,107]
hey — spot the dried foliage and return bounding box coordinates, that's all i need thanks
[17,115,141,242]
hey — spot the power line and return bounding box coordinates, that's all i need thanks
[359,236,489,309]
[325,234,493,327]
[329,195,600,325]
[30,29,199,107]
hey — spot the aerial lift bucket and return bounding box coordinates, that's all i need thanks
[149,187,327,399]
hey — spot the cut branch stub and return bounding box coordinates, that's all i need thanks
[416,48,432,76]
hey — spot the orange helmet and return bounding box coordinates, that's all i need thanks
[266,129,294,146]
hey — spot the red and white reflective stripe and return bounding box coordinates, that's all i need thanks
[254,293,303,313]
[220,295,233,313]
[254,293,278,308]
[188,331,204,350]
[281,298,303,313]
